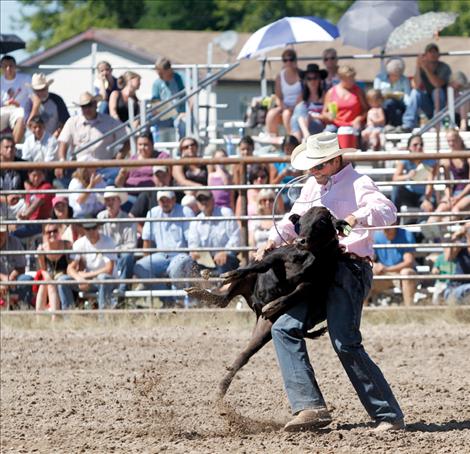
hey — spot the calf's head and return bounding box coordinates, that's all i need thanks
[289,206,343,253]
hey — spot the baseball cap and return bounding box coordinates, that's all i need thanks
[156,190,175,201]
[153,165,168,174]
[195,190,213,201]
[52,196,68,207]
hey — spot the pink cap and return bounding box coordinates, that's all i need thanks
[52,196,68,207]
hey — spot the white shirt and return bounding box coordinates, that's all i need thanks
[72,234,117,277]
[0,73,32,109]
[21,131,58,162]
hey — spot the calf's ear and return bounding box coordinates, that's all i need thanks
[289,213,301,225]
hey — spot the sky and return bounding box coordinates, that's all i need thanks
[1,0,35,61]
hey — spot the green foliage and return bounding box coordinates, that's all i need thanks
[418,0,470,37]
[18,0,470,52]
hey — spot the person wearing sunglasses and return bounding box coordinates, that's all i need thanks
[291,64,327,142]
[255,131,404,433]
[321,48,340,92]
[391,134,438,216]
[265,49,302,136]
[35,222,72,312]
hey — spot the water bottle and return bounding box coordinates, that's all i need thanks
[151,124,160,144]
[224,134,235,156]
[238,127,244,138]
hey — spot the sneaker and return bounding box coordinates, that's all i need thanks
[284,407,332,432]
[372,418,405,432]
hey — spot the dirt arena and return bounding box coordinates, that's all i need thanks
[1,309,470,453]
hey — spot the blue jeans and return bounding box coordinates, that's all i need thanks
[402,88,446,129]
[194,252,240,277]
[117,253,134,293]
[271,259,403,422]
[12,223,42,239]
[444,283,470,304]
[133,253,192,292]
[15,274,34,307]
[58,274,116,310]
[383,98,406,126]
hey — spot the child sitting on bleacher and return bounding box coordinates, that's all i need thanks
[361,89,385,151]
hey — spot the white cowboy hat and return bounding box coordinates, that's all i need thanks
[291,131,356,171]
[27,73,54,90]
[103,186,128,205]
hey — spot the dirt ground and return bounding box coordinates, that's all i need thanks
[1,311,470,453]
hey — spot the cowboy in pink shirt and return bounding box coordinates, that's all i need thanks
[256,132,404,433]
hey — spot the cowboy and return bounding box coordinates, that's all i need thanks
[24,72,70,137]
[97,186,136,298]
[256,131,404,432]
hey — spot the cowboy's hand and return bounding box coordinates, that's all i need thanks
[254,240,276,261]
[262,298,285,319]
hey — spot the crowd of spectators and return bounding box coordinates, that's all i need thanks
[0,42,469,310]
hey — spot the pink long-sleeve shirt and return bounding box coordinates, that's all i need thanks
[268,164,397,258]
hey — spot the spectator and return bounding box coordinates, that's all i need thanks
[21,116,58,184]
[0,134,27,193]
[361,89,386,151]
[94,61,119,115]
[35,222,72,312]
[109,71,141,124]
[322,48,340,92]
[188,190,240,277]
[68,166,105,218]
[441,223,470,304]
[58,218,117,310]
[181,194,199,216]
[248,189,282,251]
[291,64,326,142]
[396,43,451,133]
[374,58,411,128]
[232,135,255,187]
[0,221,33,308]
[369,227,417,306]
[429,130,469,223]
[269,135,302,210]
[172,137,207,191]
[391,134,438,214]
[24,73,69,137]
[14,169,54,239]
[57,91,127,166]
[129,165,172,235]
[50,195,79,243]
[98,187,136,297]
[265,49,302,136]
[151,56,186,140]
[115,131,169,189]
[320,65,367,134]
[0,55,29,143]
[133,190,193,306]
[207,148,233,209]
[236,164,283,218]
[449,71,469,131]
[431,246,456,304]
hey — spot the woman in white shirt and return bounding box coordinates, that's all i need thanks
[265,49,302,136]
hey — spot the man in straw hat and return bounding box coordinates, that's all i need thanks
[24,72,69,137]
[98,186,136,299]
[256,131,404,432]
[57,91,126,166]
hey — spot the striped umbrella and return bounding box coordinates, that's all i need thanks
[237,16,339,60]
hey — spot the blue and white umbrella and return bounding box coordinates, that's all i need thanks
[237,16,339,60]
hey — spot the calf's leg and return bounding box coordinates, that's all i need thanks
[218,316,273,398]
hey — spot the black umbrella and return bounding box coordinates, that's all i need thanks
[0,34,26,54]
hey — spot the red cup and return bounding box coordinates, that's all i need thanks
[337,126,358,149]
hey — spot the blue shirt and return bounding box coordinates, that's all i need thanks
[187,206,240,254]
[374,228,415,266]
[151,72,185,114]
[142,203,193,257]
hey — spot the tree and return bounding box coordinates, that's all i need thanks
[18,0,470,53]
